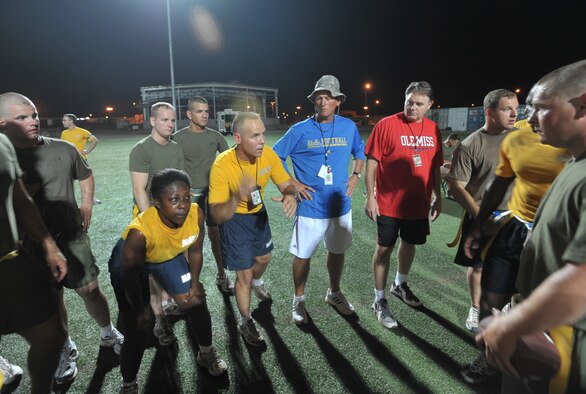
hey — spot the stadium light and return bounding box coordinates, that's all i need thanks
[364,83,371,115]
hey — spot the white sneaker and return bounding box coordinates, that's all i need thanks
[0,356,23,390]
[153,318,177,346]
[372,299,398,329]
[252,283,272,301]
[325,289,355,316]
[101,327,125,354]
[54,342,79,384]
[215,273,234,294]
[292,298,308,325]
[465,306,480,333]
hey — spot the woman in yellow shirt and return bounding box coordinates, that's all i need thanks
[116,169,227,393]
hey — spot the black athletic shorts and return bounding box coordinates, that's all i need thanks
[192,188,218,227]
[107,239,150,313]
[0,249,58,334]
[481,216,529,294]
[454,213,484,269]
[376,214,429,246]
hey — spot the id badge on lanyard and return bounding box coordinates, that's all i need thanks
[318,164,333,185]
[412,154,423,167]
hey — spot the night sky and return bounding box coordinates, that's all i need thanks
[2,0,585,118]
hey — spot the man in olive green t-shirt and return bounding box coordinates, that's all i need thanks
[128,101,184,346]
[173,96,232,294]
[129,102,184,216]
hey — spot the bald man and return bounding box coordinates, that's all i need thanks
[0,130,67,393]
[0,92,123,385]
[473,60,586,392]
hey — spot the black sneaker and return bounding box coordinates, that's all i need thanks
[390,282,422,307]
[461,353,497,384]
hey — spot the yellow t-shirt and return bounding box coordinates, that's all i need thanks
[209,146,291,214]
[61,127,93,159]
[122,203,200,263]
[496,121,570,222]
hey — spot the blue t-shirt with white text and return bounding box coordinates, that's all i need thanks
[273,115,365,219]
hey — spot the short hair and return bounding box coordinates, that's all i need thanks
[447,133,459,141]
[63,113,77,125]
[188,96,208,110]
[150,168,191,201]
[483,89,516,112]
[536,59,586,100]
[232,112,262,135]
[405,81,434,101]
[0,92,34,118]
[151,102,175,118]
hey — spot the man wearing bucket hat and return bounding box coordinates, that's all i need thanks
[273,75,365,325]
[364,81,443,329]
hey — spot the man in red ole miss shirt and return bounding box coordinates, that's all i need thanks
[364,81,443,329]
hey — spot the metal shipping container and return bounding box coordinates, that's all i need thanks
[467,107,485,131]
[448,107,468,131]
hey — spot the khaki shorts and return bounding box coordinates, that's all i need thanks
[60,231,100,289]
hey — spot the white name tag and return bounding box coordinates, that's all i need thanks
[181,272,191,283]
[412,154,422,167]
[251,189,262,205]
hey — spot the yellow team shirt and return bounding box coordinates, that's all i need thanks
[61,127,93,159]
[495,121,570,222]
[122,203,200,263]
[209,146,291,214]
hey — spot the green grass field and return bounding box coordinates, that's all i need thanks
[1,129,500,393]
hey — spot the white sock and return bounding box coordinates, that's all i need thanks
[293,294,305,303]
[64,336,74,348]
[395,272,408,286]
[100,323,114,338]
[252,278,264,287]
[375,289,385,301]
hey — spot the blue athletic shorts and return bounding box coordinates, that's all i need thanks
[143,254,192,295]
[108,239,191,311]
[219,209,273,271]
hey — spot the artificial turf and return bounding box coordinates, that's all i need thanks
[1,129,501,393]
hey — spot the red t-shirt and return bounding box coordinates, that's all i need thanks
[365,112,443,219]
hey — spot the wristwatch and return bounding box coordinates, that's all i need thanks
[352,171,361,179]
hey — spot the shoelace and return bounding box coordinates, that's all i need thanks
[0,358,13,377]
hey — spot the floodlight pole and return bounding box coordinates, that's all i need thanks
[166,0,177,128]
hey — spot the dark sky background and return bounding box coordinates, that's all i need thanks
[1,0,585,118]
